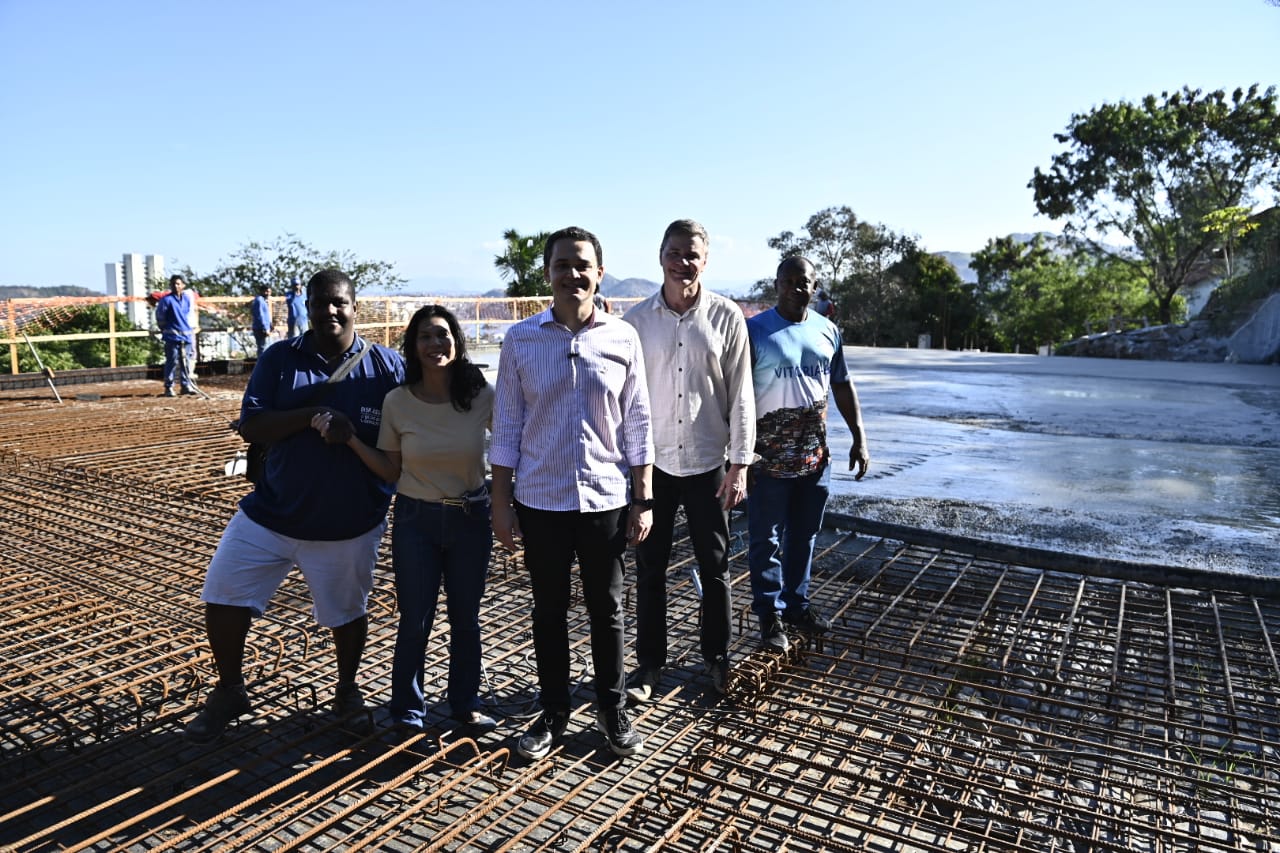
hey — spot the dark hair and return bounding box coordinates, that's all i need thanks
[306,269,353,301]
[169,274,186,287]
[543,226,604,271]
[402,305,487,411]
[660,219,709,252]
[776,255,815,279]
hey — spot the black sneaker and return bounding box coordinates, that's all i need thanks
[783,605,831,635]
[596,707,643,757]
[517,711,569,760]
[333,682,374,735]
[624,667,662,704]
[184,682,251,743]
[163,388,176,398]
[760,618,790,652]
[707,656,731,694]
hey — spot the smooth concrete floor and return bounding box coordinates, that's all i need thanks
[826,347,1280,577]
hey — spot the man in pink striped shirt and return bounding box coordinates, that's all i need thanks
[490,226,655,761]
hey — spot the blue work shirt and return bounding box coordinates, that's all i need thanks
[252,294,272,333]
[238,332,406,540]
[285,292,308,333]
[155,292,195,343]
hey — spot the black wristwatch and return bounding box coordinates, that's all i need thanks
[631,498,655,510]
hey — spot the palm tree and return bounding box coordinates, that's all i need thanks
[494,229,550,297]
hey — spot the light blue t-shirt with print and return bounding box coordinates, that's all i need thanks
[747,307,849,478]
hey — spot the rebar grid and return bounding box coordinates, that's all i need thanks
[1,382,1278,852]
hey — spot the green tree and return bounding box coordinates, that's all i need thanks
[746,277,776,302]
[175,233,405,297]
[969,234,1057,349]
[1201,206,1260,277]
[1079,251,1164,330]
[993,250,1163,352]
[494,229,550,297]
[901,251,975,349]
[998,260,1078,351]
[767,206,862,289]
[1031,85,1280,324]
[840,222,917,346]
[970,235,1054,292]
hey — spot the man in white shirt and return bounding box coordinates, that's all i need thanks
[623,219,755,699]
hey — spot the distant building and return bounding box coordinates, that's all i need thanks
[105,253,164,327]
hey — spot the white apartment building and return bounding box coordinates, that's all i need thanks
[105,253,164,328]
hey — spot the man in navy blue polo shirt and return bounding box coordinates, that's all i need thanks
[185,268,405,743]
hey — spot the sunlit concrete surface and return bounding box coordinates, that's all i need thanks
[826,348,1280,577]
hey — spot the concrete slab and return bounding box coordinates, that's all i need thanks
[827,347,1280,577]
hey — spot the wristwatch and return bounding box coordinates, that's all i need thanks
[631,498,655,510]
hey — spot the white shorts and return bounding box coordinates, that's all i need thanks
[200,510,385,628]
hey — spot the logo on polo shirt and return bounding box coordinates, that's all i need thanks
[359,405,382,427]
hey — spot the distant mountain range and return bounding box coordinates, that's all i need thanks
[603,275,659,297]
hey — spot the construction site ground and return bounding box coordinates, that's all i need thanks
[1,375,1278,852]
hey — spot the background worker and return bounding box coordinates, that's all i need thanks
[286,276,309,337]
[155,274,196,396]
[252,283,274,355]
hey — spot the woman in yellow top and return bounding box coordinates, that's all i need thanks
[314,305,495,734]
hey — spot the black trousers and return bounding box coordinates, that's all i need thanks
[516,503,628,712]
[633,465,732,669]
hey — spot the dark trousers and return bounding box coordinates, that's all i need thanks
[516,503,628,713]
[634,465,732,669]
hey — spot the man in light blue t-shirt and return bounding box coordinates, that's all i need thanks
[746,256,869,652]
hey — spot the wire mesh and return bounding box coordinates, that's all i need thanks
[1,380,1277,852]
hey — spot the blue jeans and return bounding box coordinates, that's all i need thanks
[162,338,192,390]
[388,494,492,727]
[747,463,831,624]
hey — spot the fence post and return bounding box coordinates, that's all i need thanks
[108,305,117,368]
[7,301,16,375]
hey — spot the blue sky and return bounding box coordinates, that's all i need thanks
[2,0,1277,294]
